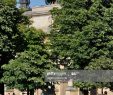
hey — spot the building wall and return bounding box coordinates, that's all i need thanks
[31,15,52,32]
[23,4,61,32]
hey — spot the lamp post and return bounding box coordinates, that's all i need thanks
[52,55,75,95]
[50,54,79,95]
[58,57,71,95]
[56,56,78,95]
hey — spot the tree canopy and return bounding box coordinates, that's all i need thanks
[2,27,55,93]
[0,0,28,75]
[50,0,113,90]
[50,0,113,69]
[0,1,29,94]
[0,0,16,6]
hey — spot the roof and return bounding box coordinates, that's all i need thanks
[23,4,61,16]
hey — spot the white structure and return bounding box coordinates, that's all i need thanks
[24,4,61,33]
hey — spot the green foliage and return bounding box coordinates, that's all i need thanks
[51,0,113,69]
[0,1,29,94]
[0,0,54,92]
[0,0,16,6]
[0,1,28,68]
[50,0,113,89]
[74,82,96,90]
[86,56,113,70]
[2,27,55,90]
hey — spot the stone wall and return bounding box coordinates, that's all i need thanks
[24,4,61,33]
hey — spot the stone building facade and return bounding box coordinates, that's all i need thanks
[23,4,61,32]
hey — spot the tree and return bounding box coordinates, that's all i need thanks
[0,0,29,94]
[2,27,55,95]
[50,0,113,92]
[0,0,16,6]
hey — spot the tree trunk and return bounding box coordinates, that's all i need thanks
[27,88,29,95]
[29,89,34,95]
[0,83,4,95]
[80,89,88,95]
[101,88,104,94]
[83,90,88,95]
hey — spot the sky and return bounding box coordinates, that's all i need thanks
[17,0,46,7]
[30,0,46,7]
